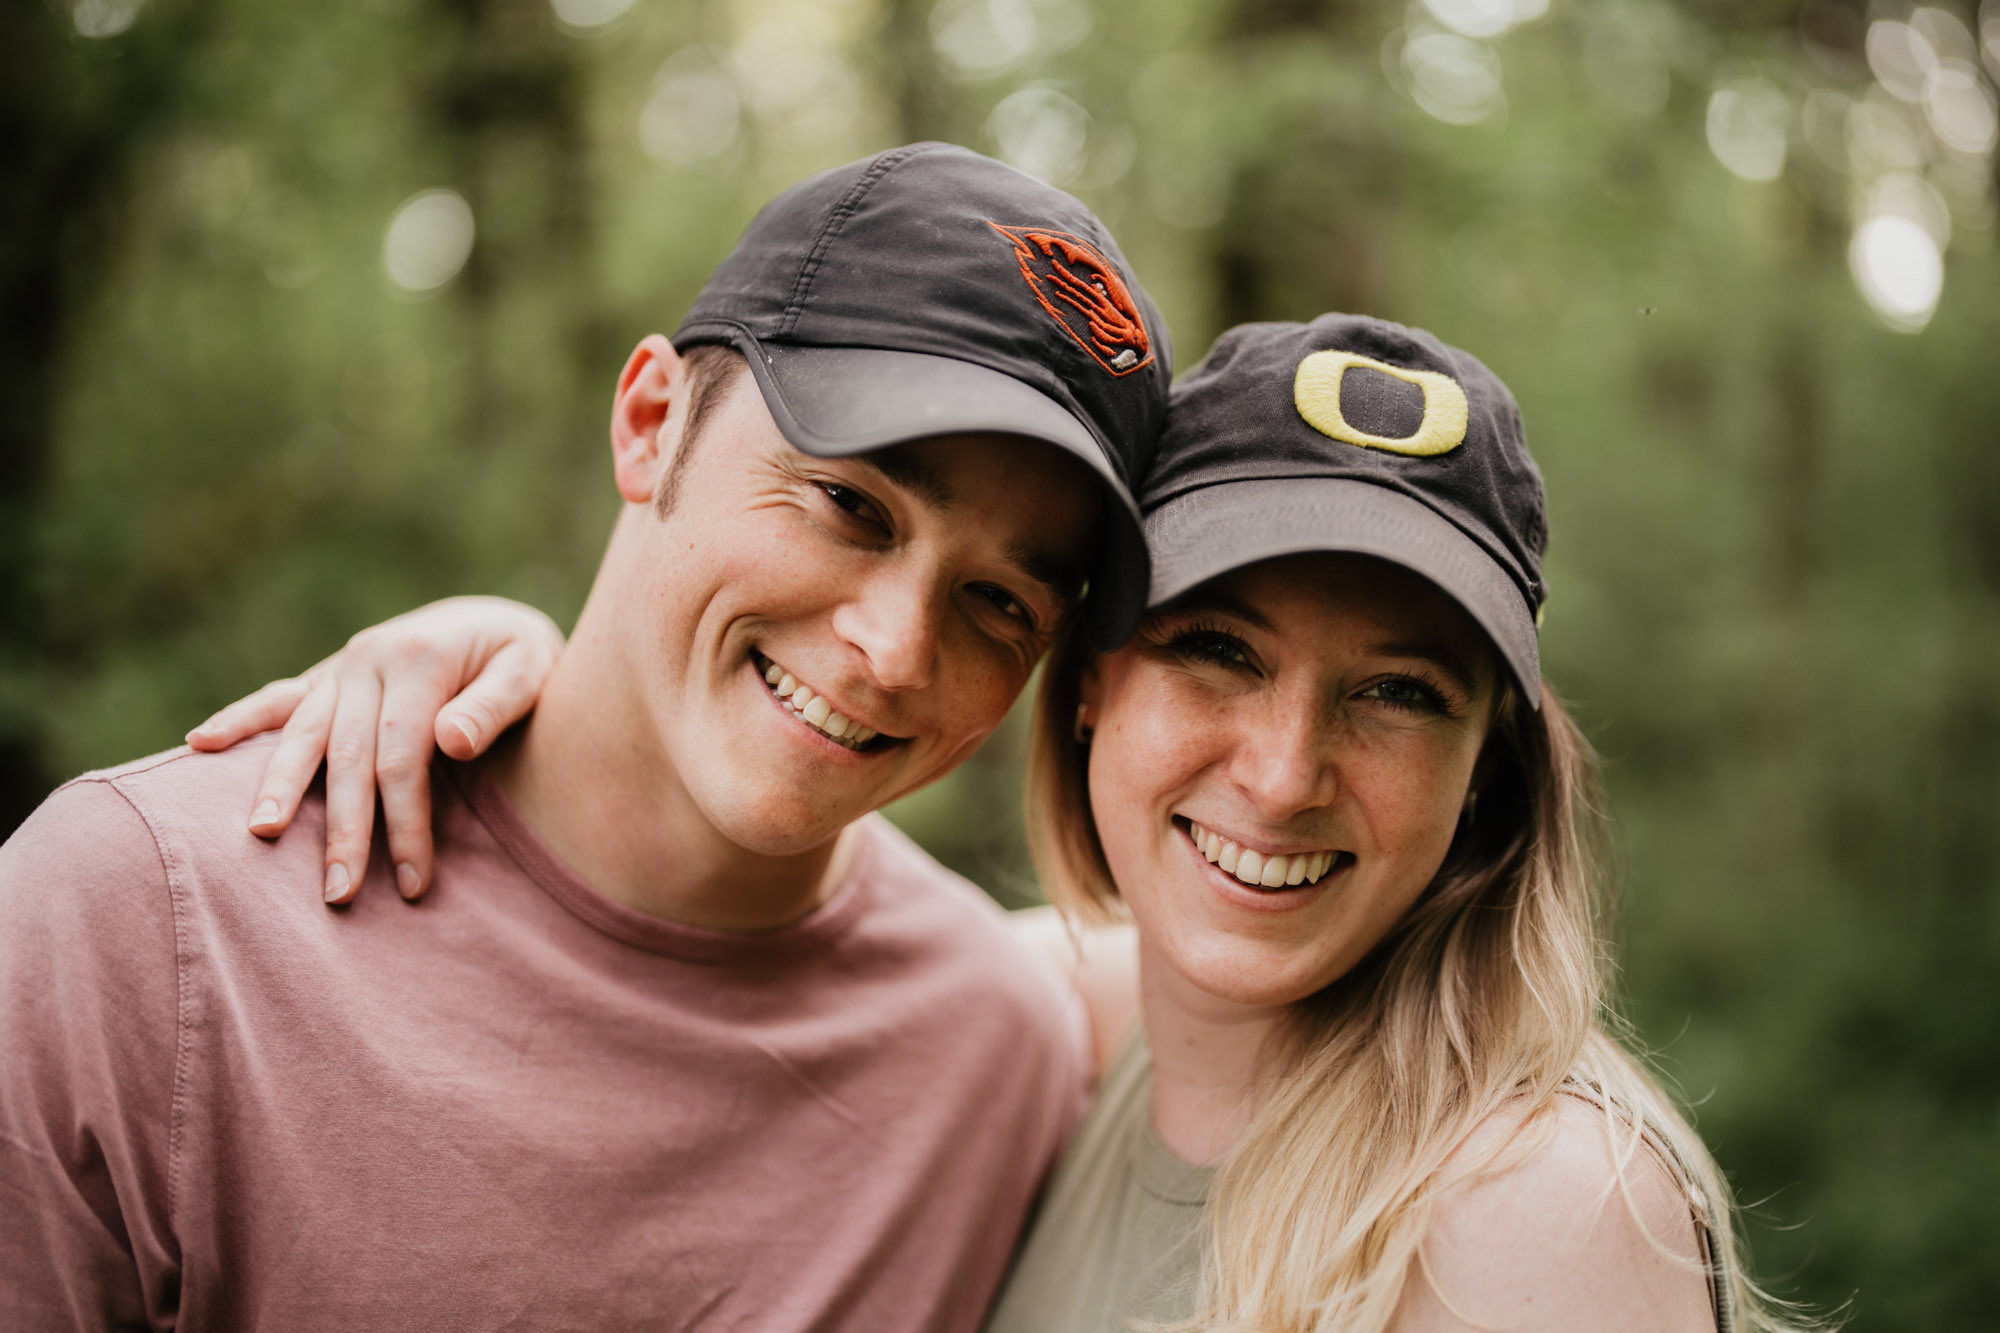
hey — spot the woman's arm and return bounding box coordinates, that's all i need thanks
[186,596,564,904]
[1007,904,1140,1080]
[1391,1094,1716,1332]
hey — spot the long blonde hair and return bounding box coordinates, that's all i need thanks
[1026,623,1808,1333]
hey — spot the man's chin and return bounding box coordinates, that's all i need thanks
[702,793,869,861]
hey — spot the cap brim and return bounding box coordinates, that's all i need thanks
[721,333,1149,650]
[1144,477,1541,704]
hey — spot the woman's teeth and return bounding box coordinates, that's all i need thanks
[1187,820,1339,889]
[761,658,878,749]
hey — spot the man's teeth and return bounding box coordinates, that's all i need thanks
[1188,821,1338,889]
[762,659,878,746]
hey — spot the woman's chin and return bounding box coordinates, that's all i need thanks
[1157,929,1352,1012]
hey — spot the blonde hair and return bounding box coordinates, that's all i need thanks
[1025,624,1810,1333]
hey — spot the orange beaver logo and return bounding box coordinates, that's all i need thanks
[988,222,1153,377]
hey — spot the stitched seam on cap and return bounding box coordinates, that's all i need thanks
[776,144,929,339]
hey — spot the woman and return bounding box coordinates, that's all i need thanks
[194,315,1799,1331]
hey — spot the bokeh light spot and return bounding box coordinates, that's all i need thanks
[1867,20,1938,103]
[1403,32,1505,125]
[1922,60,1999,154]
[1706,80,1790,182]
[640,51,740,166]
[931,0,1091,80]
[550,0,635,31]
[986,87,1090,186]
[1869,171,1953,250]
[933,0,1038,76]
[382,190,475,294]
[1911,7,1977,63]
[730,5,861,142]
[1849,214,1944,331]
[71,0,144,38]
[1421,0,1515,40]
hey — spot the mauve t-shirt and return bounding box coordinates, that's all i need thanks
[0,737,1089,1331]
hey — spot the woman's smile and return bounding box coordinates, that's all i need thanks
[1171,816,1353,917]
[1180,816,1346,889]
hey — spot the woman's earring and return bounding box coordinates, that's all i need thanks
[1457,789,1479,834]
[1073,703,1093,746]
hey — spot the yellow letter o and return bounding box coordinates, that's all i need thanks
[1293,351,1469,457]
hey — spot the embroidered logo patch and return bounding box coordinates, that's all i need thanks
[989,222,1153,377]
[1293,351,1468,457]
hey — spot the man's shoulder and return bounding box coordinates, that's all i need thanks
[0,748,217,965]
[5,734,326,918]
[1,740,239,880]
[70,734,282,831]
[850,813,1009,930]
[848,815,1083,1027]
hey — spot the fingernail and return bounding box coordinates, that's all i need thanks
[448,716,480,752]
[396,862,421,899]
[185,726,206,743]
[249,799,281,830]
[323,862,351,903]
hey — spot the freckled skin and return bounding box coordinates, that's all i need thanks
[615,373,1103,859]
[1079,554,1499,1010]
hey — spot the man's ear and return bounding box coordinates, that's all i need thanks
[610,334,685,505]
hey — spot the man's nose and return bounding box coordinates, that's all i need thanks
[830,565,944,692]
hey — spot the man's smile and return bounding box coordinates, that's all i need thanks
[752,651,891,752]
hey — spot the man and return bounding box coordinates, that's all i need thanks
[0,143,1168,1330]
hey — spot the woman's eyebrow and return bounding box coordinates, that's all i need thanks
[1367,641,1481,695]
[1158,588,1274,633]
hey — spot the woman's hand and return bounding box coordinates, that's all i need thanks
[186,596,564,905]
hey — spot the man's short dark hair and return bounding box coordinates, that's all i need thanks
[655,343,748,517]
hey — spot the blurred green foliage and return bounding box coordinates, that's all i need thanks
[5,0,1998,1324]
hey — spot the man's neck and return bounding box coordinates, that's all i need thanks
[1139,940,1290,1167]
[490,614,855,933]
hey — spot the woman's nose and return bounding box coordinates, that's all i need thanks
[1230,710,1338,821]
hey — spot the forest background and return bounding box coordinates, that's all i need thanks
[5,0,1997,1323]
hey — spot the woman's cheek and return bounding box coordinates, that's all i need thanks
[1097,672,1216,783]
[1353,739,1474,865]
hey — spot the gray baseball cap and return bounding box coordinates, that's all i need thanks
[1140,314,1548,703]
[674,142,1172,649]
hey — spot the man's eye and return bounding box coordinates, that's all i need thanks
[820,483,864,514]
[971,583,1034,628]
[816,483,887,532]
[1166,628,1251,669]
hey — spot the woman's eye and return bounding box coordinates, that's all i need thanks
[1362,675,1448,713]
